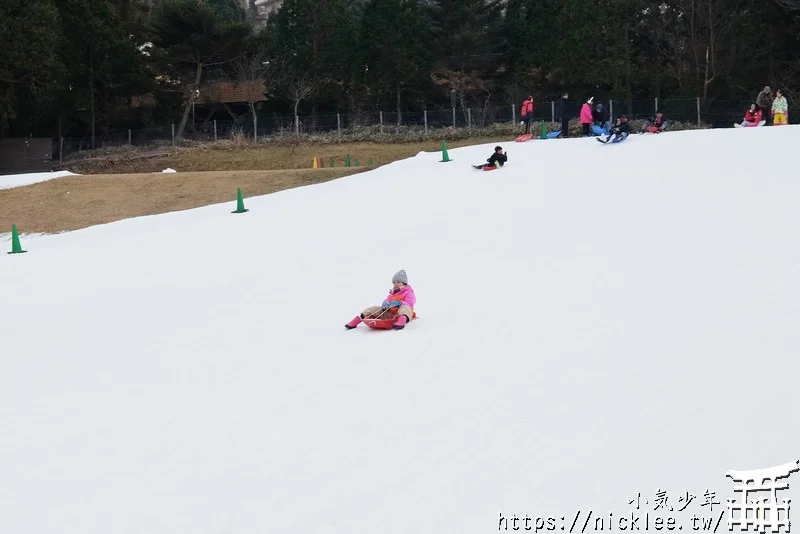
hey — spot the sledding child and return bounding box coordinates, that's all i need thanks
[580,97,594,136]
[601,115,629,142]
[472,146,507,169]
[771,89,788,125]
[740,104,763,126]
[642,111,668,132]
[345,270,416,330]
[593,103,610,132]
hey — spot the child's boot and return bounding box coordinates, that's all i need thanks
[392,314,408,330]
[345,316,362,329]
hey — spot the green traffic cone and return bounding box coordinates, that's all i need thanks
[439,140,452,162]
[231,188,248,214]
[368,159,373,166]
[330,157,335,167]
[8,224,27,254]
[345,154,351,167]
[539,121,548,139]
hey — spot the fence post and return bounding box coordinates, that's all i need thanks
[512,104,516,125]
[468,108,472,135]
[551,101,555,123]
[171,124,175,146]
[337,113,341,135]
[59,137,63,167]
[696,97,701,124]
[253,115,257,143]
[424,110,428,134]
[655,97,658,114]
[128,129,131,145]
[213,120,217,141]
[452,106,456,127]
[610,100,614,123]
[295,115,299,135]
[379,111,383,133]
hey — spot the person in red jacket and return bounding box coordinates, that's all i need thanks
[740,104,763,127]
[520,96,534,134]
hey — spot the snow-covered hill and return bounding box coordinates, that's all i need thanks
[2,126,799,534]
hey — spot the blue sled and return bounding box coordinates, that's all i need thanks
[591,124,610,136]
[596,132,629,144]
[539,130,561,139]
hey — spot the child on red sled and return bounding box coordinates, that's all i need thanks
[472,146,507,169]
[345,270,416,330]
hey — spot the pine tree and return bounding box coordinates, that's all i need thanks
[0,0,65,136]
[359,0,435,113]
[151,0,251,139]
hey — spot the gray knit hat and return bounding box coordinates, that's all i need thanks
[392,269,408,284]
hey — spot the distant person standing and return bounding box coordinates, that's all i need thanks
[520,96,534,134]
[555,92,570,138]
[771,89,788,125]
[756,86,774,125]
[580,97,594,136]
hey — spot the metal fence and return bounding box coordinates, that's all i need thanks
[1,138,55,174]
[55,97,781,160]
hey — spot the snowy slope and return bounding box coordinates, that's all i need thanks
[2,126,800,534]
[0,170,78,189]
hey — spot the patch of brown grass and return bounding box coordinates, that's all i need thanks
[0,168,362,234]
[64,138,502,174]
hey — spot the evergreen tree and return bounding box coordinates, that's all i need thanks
[151,0,251,138]
[56,0,147,147]
[359,0,435,113]
[0,0,65,136]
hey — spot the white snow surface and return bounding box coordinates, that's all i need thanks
[2,126,800,533]
[0,170,78,189]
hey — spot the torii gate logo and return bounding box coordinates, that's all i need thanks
[726,460,799,533]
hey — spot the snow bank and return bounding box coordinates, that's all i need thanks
[0,170,78,189]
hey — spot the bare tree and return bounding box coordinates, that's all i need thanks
[431,68,493,124]
[677,0,732,98]
[233,46,270,141]
[280,71,316,135]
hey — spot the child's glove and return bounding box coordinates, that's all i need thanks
[389,301,402,307]
[381,301,390,309]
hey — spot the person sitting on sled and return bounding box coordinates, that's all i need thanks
[345,270,416,330]
[642,111,668,132]
[592,103,610,132]
[473,146,507,169]
[740,104,763,126]
[602,115,630,142]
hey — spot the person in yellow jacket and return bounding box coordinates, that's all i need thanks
[771,89,789,125]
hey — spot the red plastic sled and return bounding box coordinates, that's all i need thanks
[515,133,533,142]
[482,164,499,171]
[646,126,661,133]
[363,312,418,330]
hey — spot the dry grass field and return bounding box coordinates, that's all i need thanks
[62,138,500,173]
[0,168,363,234]
[2,137,501,236]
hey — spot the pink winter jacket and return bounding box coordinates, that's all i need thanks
[580,103,593,124]
[384,284,416,309]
